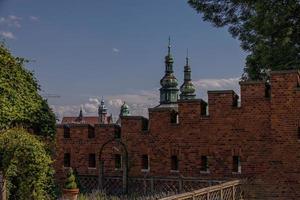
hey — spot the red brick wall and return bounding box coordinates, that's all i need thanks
[54,70,300,200]
[54,124,122,185]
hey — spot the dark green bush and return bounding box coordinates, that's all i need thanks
[0,128,54,200]
[64,168,78,189]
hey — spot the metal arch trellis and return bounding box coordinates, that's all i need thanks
[98,138,129,194]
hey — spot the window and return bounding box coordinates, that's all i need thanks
[141,154,149,170]
[114,127,121,139]
[115,154,122,170]
[142,118,149,131]
[298,127,300,140]
[88,153,96,168]
[200,156,209,172]
[171,155,179,171]
[88,127,95,138]
[232,156,241,173]
[232,94,239,107]
[170,111,179,124]
[201,103,207,116]
[64,153,70,167]
[64,126,70,138]
[265,83,271,98]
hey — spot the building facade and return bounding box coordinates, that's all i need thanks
[55,43,300,200]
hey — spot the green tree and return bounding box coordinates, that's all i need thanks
[0,43,56,139]
[188,0,300,80]
[0,128,55,200]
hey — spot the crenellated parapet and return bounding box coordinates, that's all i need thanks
[207,90,239,116]
[55,64,300,199]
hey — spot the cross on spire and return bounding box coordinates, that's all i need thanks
[186,48,189,66]
[168,36,171,55]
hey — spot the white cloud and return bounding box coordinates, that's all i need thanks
[194,77,240,100]
[29,16,39,21]
[0,15,22,28]
[51,77,240,122]
[112,48,120,53]
[0,31,15,39]
[8,15,21,21]
[88,97,100,105]
[194,77,240,90]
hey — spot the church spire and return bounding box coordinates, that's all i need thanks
[75,106,83,122]
[165,36,174,73]
[180,50,196,100]
[98,97,108,124]
[159,37,179,104]
[168,36,171,56]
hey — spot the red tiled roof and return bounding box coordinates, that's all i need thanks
[61,116,112,125]
[62,116,99,125]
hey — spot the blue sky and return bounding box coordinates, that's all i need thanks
[0,0,246,120]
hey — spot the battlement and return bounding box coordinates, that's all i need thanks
[55,70,300,199]
[146,70,300,122]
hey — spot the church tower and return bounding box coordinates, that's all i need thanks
[98,98,107,124]
[180,51,196,100]
[120,102,130,117]
[159,37,179,104]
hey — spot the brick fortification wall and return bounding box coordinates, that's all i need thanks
[55,70,300,200]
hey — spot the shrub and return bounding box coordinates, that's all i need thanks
[64,168,77,189]
[0,128,54,200]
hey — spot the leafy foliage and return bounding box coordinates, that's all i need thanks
[64,168,78,189]
[188,0,300,80]
[0,128,55,200]
[0,43,56,138]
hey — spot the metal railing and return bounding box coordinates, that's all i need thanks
[160,180,243,200]
[78,175,225,195]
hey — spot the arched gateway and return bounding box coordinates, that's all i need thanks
[98,138,128,194]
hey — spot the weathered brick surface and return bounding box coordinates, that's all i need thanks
[54,70,300,200]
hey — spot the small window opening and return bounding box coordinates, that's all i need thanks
[64,126,70,138]
[170,111,179,124]
[142,118,149,131]
[64,153,71,167]
[88,127,95,138]
[88,153,96,168]
[232,156,241,173]
[201,103,207,116]
[141,154,149,170]
[171,155,179,171]
[232,94,239,107]
[200,156,209,172]
[265,83,271,98]
[114,127,121,139]
[115,154,122,170]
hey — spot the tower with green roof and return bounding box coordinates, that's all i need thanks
[159,37,179,104]
[98,98,107,124]
[120,102,130,116]
[180,52,196,100]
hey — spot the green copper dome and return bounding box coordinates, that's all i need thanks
[120,102,130,116]
[180,55,196,100]
[180,82,195,94]
[160,73,178,88]
[159,37,179,104]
